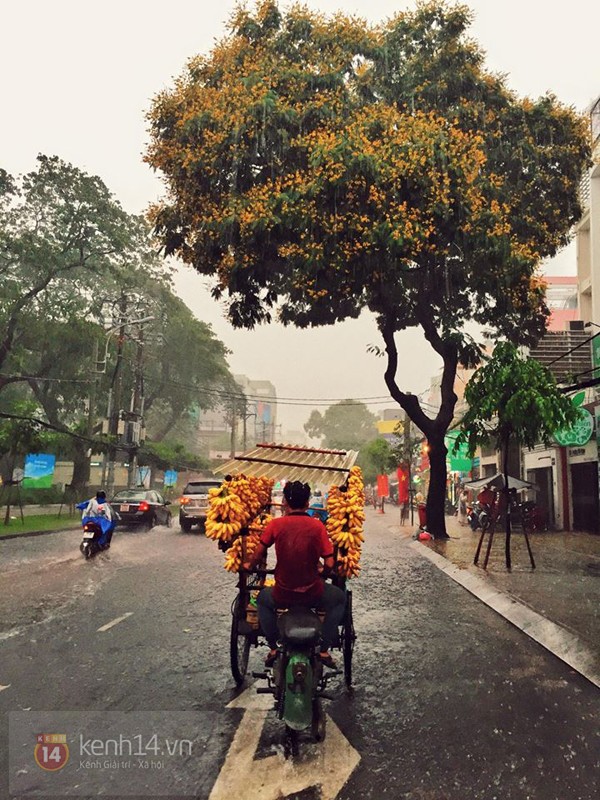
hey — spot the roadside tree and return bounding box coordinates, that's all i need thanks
[358,437,398,485]
[0,157,236,492]
[457,342,578,568]
[0,399,56,523]
[146,0,589,536]
[304,401,378,451]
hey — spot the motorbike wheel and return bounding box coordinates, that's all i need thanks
[284,725,299,759]
[230,597,251,686]
[82,543,93,559]
[311,698,326,742]
[343,591,356,688]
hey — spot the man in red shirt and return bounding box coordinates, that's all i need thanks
[244,480,346,668]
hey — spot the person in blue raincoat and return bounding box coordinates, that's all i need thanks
[307,489,328,524]
[76,490,117,548]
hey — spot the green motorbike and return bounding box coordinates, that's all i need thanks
[254,605,342,758]
[231,567,355,758]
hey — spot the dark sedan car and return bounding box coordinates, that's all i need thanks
[110,490,173,530]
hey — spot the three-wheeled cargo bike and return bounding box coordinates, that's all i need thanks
[213,444,361,757]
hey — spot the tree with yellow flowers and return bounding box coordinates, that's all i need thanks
[145,0,589,538]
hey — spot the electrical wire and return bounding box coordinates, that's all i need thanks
[0,373,93,384]
[544,330,600,367]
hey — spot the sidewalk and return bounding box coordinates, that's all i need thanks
[395,514,600,689]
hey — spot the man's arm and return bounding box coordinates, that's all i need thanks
[318,523,335,576]
[243,541,268,572]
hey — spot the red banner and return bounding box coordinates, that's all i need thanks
[376,474,389,498]
[397,466,409,503]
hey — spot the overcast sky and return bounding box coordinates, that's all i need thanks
[2,1,599,433]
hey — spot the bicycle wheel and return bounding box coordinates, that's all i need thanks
[230,596,251,686]
[342,590,356,688]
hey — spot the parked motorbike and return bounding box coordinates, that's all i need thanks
[518,500,548,532]
[467,501,491,532]
[253,605,342,758]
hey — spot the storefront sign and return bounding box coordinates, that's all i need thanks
[567,441,596,464]
[592,337,600,370]
[595,406,600,501]
[444,431,472,472]
[555,408,594,446]
[555,393,594,447]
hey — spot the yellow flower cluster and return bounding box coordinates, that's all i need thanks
[326,466,365,579]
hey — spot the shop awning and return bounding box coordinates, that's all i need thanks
[213,443,359,487]
[463,472,535,492]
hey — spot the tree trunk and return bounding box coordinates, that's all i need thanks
[380,321,457,541]
[502,435,512,570]
[70,441,91,499]
[426,429,449,539]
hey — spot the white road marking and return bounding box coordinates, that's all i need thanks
[96,612,133,632]
[210,685,360,800]
[413,541,600,689]
[0,683,11,692]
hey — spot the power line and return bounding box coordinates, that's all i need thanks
[545,330,600,367]
[0,373,93,384]
[140,373,441,410]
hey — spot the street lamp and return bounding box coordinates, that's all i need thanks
[96,315,155,374]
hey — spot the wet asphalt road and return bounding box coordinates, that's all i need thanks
[1,510,599,799]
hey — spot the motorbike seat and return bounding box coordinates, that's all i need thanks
[277,608,322,646]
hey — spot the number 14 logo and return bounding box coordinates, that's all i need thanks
[34,734,69,771]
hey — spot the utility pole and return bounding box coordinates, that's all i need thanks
[127,327,145,489]
[242,409,257,451]
[79,339,100,498]
[229,396,237,457]
[99,300,153,494]
[106,293,127,496]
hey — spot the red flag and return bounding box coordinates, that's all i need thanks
[397,466,409,503]
[376,474,389,498]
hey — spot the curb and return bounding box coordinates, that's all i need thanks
[0,525,79,542]
[411,539,600,690]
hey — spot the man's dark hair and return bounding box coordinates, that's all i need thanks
[283,481,310,509]
[96,490,107,501]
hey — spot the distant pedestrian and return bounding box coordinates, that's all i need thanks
[458,487,468,526]
[400,501,409,525]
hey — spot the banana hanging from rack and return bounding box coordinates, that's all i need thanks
[326,465,365,578]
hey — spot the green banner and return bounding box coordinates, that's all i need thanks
[592,337,600,370]
[554,393,594,447]
[445,431,472,472]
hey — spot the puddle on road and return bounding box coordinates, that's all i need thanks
[0,527,217,641]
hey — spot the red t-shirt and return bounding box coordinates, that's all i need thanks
[260,511,333,607]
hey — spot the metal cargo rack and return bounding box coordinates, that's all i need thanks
[213,442,359,485]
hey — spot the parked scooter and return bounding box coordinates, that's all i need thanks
[467,501,491,532]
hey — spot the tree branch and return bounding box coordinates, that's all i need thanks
[381,321,432,436]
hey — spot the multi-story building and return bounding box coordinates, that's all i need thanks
[197,375,278,457]
[576,95,600,326]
